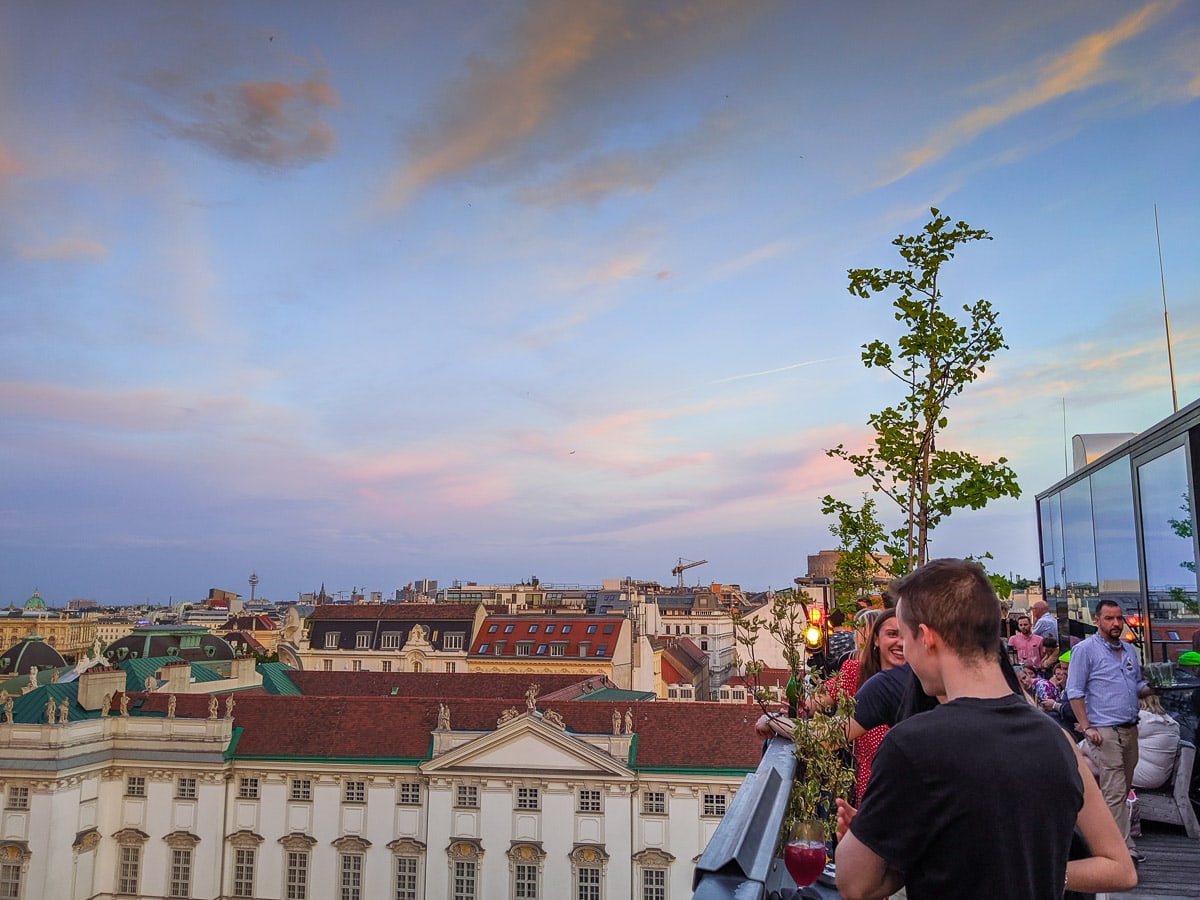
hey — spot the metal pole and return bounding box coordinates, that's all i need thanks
[1154,204,1178,413]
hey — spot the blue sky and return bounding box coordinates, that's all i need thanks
[2,1,1198,605]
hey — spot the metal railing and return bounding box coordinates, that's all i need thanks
[692,736,795,899]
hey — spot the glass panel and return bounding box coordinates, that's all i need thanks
[1137,445,1198,660]
[1060,478,1098,625]
[1090,458,1140,616]
[1038,493,1064,604]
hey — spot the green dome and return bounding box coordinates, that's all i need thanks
[23,589,46,611]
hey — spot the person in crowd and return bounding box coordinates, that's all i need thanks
[1066,598,1155,864]
[1014,664,1036,698]
[1130,695,1180,791]
[1031,597,1058,640]
[807,608,903,804]
[1035,635,1061,679]
[834,559,1136,900]
[1036,660,1069,714]
[1009,614,1043,667]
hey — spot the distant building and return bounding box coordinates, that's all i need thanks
[0,590,97,663]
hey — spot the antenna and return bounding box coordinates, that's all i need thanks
[1062,397,1068,478]
[1154,204,1178,413]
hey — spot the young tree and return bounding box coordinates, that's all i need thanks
[821,494,888,614]
[823,209,1021,573]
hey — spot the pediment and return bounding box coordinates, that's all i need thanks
[421,716,632,779]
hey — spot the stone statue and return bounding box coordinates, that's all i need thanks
[28,665,37,686]
[58,699,69,723]
[167,694,177,718]
[437,703,451,731]
[2,694,12,723]
[525,683,539,712]
[120,693,130,717]
[46,699,56,724]
[101,692,113,715]
[612,710,621,736]
[92,637,103,658]
[542,709,564,730]
[144,675,156,693]
[225,695,235,719]
[50,667,59,684]
[624,708,633,735]
[208,696,219,720]
[497,707,520,726]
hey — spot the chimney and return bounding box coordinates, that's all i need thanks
[162,659,192,694]
[77,666,127,711]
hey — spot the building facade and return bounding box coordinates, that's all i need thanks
[1036,397,1200,661]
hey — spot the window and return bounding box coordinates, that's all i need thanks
[550,643,566,657]
[504,624,514,633]
[443,632,464,650]
[578,641,590,657]
[381,631,402,650]
[544,624,555,634]
[487,624,498,633]
[453,860,476,900]
[351,659,363,672]
[732,689,745,702]
[325,632,340,649]
[576,867,601,900]
[702,793,727,817]
[536,644,547,655]
[455,784,478,808]
[397,782,421,805]
[603,623,614,634]
[340,853,363,900]
[238,777,260,800]
[323,659,334,671]
[595,644,607,657]
[232,848,256,898]
[5,787,28,810]
[0,863,20,900]
[395,857,418,900]
[492,642,505,656]
[642,868,667,900]
[515,787,539,810]
[126,775,146,797]
[290,778,312,801]
[285,850,309,900]
[382,660,392,673]
[577,789,601,812]
[343,780,366,803]
[168,848,192,898]
[643,791,666,815]
[176,777,197,799]
[445,661,456,673]
[413,661,423,673]
[356,632,371,649]
[515,642,533,656]
[515,863,539,899]
[477,643,488,654]
[700,640,708,651]
[586,624,597,634]
[1168,630,1181,641]
[561,624,572,634]
[527,624,538,633]
[117,846,141,895]
[700,625,708,635]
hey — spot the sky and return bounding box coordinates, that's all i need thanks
[2,1,1199,606]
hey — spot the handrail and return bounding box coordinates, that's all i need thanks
[692,736,796,899]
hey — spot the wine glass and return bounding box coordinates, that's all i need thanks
[784,819,827,887]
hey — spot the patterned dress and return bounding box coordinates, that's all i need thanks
[828,658,888,805]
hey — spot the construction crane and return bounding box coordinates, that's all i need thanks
[671,557,708,589]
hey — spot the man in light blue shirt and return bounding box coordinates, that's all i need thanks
[1031,598,1058,640]
[1066,599,1153,863]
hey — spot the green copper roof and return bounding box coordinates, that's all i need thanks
[573,688,656,702]
[257,662,301,695]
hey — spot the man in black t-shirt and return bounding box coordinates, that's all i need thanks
[835,559,1135,900]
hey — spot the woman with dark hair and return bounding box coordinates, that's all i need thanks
[808,609,904,803]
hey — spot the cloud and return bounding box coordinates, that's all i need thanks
[155,76,338,168]
[377,0,755,210]
[886,1,1174,182]
[15,237,107,261]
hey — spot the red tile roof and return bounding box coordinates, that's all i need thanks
[307,603,482,621]
[287,671,596,699]
[471,616,625,659]
[134,692,761,771]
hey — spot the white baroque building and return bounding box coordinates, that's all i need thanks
[0,667,760,900]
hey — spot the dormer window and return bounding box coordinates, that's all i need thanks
[324,632,340,650]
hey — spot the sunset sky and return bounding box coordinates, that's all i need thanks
[3,1,1198,605]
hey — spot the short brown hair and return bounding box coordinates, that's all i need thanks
[893,558,1000,660]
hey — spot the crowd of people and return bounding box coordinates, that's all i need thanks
[753,559,1189,899]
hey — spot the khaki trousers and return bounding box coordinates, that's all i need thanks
[1091,724,1139,850]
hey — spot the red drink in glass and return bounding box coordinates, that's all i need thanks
[784,839,827,886]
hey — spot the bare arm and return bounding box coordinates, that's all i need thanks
[834,807,905,900]
[1069,697,1099,743]
[1063,734,1137,893]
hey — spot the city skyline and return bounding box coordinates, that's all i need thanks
[3,1,1199,605]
